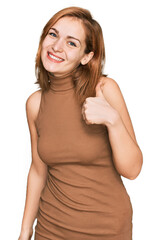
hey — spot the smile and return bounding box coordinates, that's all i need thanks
[47,52,64,62]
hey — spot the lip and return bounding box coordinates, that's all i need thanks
[47,51,65,63]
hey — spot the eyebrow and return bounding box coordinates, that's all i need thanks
[50,27,81,44]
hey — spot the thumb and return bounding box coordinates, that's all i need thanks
[95,81,105,98]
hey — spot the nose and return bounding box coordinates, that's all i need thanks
[52,38,64,53]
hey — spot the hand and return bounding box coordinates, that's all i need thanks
[18,227,33,240]
[82,81,120,127]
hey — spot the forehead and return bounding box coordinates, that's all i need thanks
[51,16,86,41]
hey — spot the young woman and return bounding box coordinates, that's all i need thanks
[18,6,143,240]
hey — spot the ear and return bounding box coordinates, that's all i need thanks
[80,51,94,65]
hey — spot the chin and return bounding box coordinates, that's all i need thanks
[43,63,56,73]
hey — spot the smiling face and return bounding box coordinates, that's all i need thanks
[41,16,94,77]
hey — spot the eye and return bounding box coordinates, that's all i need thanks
[49,32,57,37]
[68,41,76,47]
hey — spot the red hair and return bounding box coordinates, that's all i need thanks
[35,6,107,106]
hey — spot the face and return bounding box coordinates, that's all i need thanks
[41,16,94,77]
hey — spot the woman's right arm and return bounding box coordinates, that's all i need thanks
[18,90,48,240]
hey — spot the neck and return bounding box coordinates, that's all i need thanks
[48,72,72,80]
[47,70,75,92]
[48,67,77,80]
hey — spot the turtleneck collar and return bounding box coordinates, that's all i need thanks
[47,71,75,93]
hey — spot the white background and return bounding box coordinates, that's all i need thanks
[0,0,161,239]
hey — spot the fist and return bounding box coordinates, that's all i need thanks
[81,81,119,127]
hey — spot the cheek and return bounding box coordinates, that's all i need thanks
[41,38,47,49]
[42,37,53,50]
[67,50,83,64]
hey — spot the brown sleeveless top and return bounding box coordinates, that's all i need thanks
[34,72,133,240]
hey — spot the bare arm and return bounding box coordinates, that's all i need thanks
[82,77,143,180]
[18,90,48,239]
[101,77,143,180]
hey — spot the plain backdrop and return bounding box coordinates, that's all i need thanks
[0,0,161,239]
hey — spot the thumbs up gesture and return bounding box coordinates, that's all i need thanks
[82,80,119,127]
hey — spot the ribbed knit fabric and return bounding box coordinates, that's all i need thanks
[34,72,133,240]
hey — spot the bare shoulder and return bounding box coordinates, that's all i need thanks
[99,75,120,88]
[99,76,123,105]
[99,76,138,143]
[26,89,42,123]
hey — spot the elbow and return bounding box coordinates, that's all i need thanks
[128,151,143,180]
[129,174,139,180]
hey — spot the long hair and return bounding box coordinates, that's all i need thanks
[35,6,107,106]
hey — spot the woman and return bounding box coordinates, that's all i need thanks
[18,6,143,240]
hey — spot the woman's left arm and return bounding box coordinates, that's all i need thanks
[82,76,143,180]
[100,77,143,180]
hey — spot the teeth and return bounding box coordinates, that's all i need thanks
[49,53,64,61]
